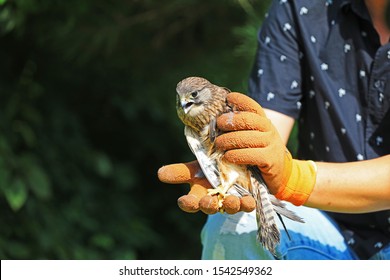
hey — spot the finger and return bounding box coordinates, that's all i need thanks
[223,147,270,167]
[215,130,272,151]
[217,111,271,132]
[199,196,219,214]
[177,181,210,213]
[157,160,201,184]
[227,92,266,117]
[240,196,256,212]
[222,195,241,214]
[177,195,200,213]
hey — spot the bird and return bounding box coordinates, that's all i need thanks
[175,76,304,256]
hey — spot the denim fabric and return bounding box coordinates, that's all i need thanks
[201,204,359,260]
[370,244,390,260]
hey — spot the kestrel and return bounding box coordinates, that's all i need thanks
[176,76,303,255]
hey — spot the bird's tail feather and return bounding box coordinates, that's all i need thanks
[270,196,305,223]
[248,166,304,223]
[251,176,280,256]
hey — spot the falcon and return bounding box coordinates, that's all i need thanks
[176,76,304,256]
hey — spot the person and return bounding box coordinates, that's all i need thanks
[158,0,390,259]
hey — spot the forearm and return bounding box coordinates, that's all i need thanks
[263,109,390,213]
[305,155,390,213]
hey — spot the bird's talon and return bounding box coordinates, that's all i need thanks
[207,186,229,209]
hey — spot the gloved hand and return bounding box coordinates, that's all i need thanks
[158,160,256,214]
[215,92,317,206]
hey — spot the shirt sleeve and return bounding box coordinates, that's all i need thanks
[249,0,303,119]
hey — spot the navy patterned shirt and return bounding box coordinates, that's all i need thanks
[249,0,390,258]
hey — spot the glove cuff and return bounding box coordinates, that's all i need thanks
[275,158,317,206]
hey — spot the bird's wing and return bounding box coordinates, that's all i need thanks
[184,126,220,188]
[208,117,218,143]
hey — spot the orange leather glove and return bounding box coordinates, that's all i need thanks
[215,92,317,206]
[158,161,256,214]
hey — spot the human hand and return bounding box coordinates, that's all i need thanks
[215,92,317,206]
[157,160,256,214]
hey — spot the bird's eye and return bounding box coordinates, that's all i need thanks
[191,91,198,98]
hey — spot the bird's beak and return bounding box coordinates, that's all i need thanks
[181,100,194,114]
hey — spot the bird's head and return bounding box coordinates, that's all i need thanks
[176,77,214,117]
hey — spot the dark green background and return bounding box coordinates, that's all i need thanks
[0,0,272,259]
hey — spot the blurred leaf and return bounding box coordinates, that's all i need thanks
[4,241,30,259]
[0,137,10,152]
[26,165,51,200]
[90,234,114,250]
[4,178,28,211]
[12,120,36,147]
[0,166,10,192]
[95,153,112,178]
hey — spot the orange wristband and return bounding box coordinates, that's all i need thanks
[275,159,317,206]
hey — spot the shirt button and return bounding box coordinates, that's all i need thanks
[374,80,381,88]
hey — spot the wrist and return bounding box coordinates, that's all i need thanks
[275,158,317,206]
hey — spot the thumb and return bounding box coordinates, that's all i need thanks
[227,92,266,117]
[158,160,201,184]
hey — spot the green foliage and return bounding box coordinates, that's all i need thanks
[0,0,271,259]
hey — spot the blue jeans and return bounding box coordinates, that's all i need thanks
[370,243,390,260]
[201,203,371,260]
